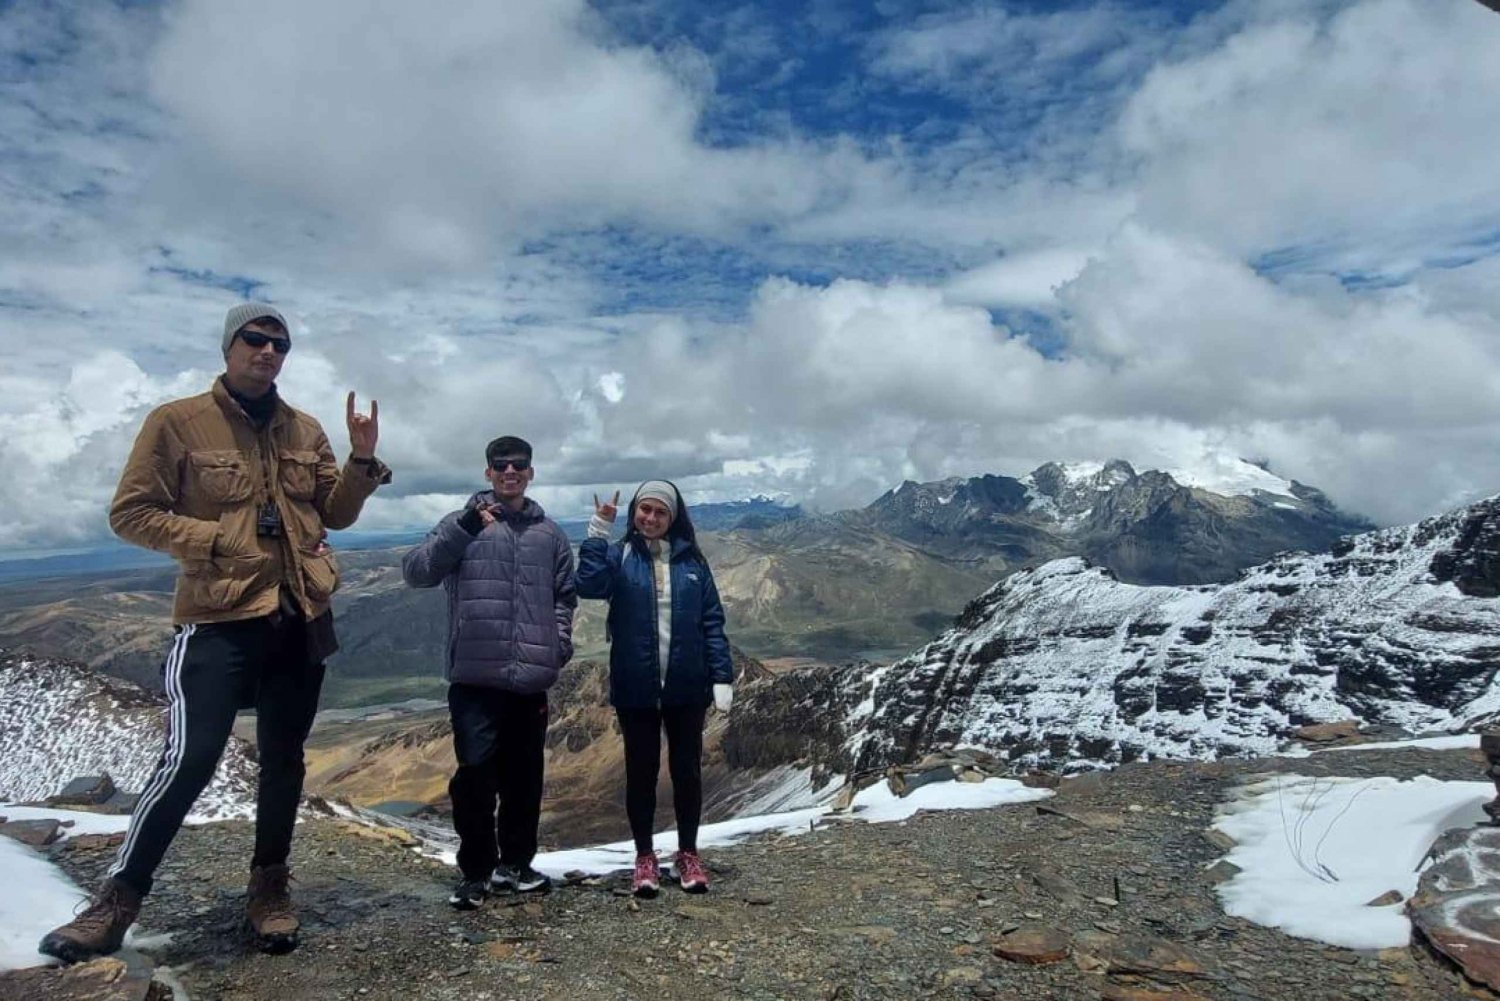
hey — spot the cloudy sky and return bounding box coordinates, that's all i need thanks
[2,0,1499,550]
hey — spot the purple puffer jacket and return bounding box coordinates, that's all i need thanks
[401,492,576,693]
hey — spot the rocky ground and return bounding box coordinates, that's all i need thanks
[10,745,1497,1001]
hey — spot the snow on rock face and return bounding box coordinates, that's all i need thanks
[0,651,255,819]
[860,457,1368,586]
[727,497,1500,778]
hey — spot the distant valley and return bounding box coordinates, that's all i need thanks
[0,458,1370,708]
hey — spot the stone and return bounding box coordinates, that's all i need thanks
[1098,934,1210,980]
[64,833,127,852]
[942,966,985,986]
[1409,825,1500,991]
[0,818,63,847]
[895,764,956,797]
[1031,869,1088,905]
[52,774,117,805]
[1364,889,1403,907]
[1291,720,1362,743]
[0,956,170,1000]
[1201,829,1236,852]
[992,926,1072,965]
[1201,860,1241,885]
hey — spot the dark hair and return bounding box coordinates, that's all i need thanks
[485,436,533,464]
[625,480,702,559]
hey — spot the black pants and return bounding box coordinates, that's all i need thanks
[109,615,326,896]
[448,684,550,881]
[616,704,707,856]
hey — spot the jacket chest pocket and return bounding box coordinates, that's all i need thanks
[188,450,252,504]
[278,449,319,501]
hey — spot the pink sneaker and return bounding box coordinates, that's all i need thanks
[632,853,660,898]
[675,850,709,893]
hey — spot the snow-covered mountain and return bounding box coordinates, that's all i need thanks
[725,495,1500,778]
[860,457,1370,584]
[0,651,255,818]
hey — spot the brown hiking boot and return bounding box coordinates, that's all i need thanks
[38,877,142,963]
[246,864,299,954]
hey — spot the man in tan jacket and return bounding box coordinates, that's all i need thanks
[40,302,390,962]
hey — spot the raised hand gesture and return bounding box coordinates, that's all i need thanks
[593,490,620,524]
[347,391,379,459]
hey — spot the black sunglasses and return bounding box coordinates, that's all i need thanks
[238,330,291,354]
[490,457,532,472]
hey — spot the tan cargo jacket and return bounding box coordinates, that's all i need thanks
[109,379,389,625]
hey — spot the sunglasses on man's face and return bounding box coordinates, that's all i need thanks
[490,457,532,472]
[238,330,291,354]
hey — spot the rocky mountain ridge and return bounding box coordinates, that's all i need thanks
[725,494,1500,782]
[856,457,1370,583]
[1,458,1371,690]
[0,652,255,818]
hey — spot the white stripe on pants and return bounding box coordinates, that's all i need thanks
[109,624,196,879]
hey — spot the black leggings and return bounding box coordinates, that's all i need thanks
[615,704,706,855]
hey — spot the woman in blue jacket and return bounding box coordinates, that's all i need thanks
[576,480,733,897]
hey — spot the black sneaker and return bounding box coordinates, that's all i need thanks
[509,865,552,894]
[448,878,488,911]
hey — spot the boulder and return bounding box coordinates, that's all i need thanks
[992,926,1072,965]
[0,818,63,847]
[0,956,169,1001]
[1409,825,1500,991]
[51,775,116,806]
[1291,720,1362,743]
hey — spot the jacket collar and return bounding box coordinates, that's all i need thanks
[629,532,694,560]
[212,376,291,432]
[467,490,545,523]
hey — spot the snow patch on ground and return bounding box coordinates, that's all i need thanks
[0,837,84,971]
[1212,774,1490,949]
[0,657,256,820]
[420,777,1051,877]
[0,807,131,837]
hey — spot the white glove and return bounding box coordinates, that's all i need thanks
[713,684,733,713]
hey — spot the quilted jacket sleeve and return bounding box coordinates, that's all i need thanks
[401,512,472,588]
[701,568,734,685]
[576,536,621,600]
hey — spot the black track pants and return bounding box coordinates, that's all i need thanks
[615,704,707,856]
[108,615,326,896]
[448,684,550,880]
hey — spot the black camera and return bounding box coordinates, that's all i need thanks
[256,501,284,539]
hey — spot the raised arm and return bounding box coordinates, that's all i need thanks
[401,511,478,588]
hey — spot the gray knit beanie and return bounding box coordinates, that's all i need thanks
[222,302,290,356]
[633,480,678,520]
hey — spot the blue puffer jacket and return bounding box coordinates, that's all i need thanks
[401,492,576,693]
[576,534,733,709]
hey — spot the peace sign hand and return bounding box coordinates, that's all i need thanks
[346,391,379,459]
[593,490,620,524]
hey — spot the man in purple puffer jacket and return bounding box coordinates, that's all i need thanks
[402,435,576,909]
